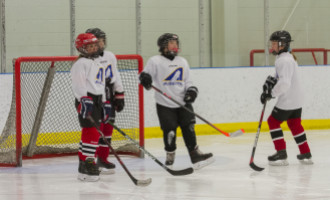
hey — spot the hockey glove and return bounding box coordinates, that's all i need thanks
[184,86,198,104]
[139,72,152,90]
[102,101,112,123]
[260,92,272,104]
[263,75,277,93]
[78,96,94,119]
[105,77,112,100]
[114,92,125,112]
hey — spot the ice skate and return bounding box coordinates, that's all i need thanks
[78,157,100,182]
[268,149,289,166]
[189,146,214,170]
[165,151,175,168]
[97,157,116,175]
[297,152,313,165]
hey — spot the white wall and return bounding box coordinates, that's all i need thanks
[144,66,330,127]
[2,0,330,72]
[1,65,329,133]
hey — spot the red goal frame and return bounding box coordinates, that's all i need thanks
[2,55,144,167]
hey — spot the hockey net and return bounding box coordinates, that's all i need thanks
[0,55,144,167]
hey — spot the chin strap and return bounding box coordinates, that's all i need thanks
[162,53,175,60]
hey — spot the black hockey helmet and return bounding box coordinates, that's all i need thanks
[86,28,106,54]
[270,30,292,43]
[86,28,106,41]
[269,30,293,54]
[157,33,179,54]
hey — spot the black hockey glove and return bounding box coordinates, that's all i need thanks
[260,92,272,104]
[102,101,112,123]
[184,86,198,104]
[105,77,112,100]
[263,75,277,93]
[139,72,152,90]
[114,92,125,112]
[78,96,94,119]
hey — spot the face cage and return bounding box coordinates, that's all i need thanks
[78,44,99,58]
[160,39,179,53]
[270,41,290,55]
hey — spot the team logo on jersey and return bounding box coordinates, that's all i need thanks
[95,67,104,85]
[163,67,183,86]
[105,64,113,79]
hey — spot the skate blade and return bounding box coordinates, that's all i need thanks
[268,160,289,166]
[299,159,313,165]
[78,173,100,182]
[100,168,115,175]
[193,157,215,170]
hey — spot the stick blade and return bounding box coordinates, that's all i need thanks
[249,162,264,172]
[229,129,245,137]
[167,167,194,176]
[135,178,152,187]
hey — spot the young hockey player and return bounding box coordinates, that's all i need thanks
[71,33,112,181]
[261,30,313,166]
[139,33,214,170]
[85,28,125,174]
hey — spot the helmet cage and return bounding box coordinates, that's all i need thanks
[157,33,180,56]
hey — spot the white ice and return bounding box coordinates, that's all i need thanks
[0,130,330,200]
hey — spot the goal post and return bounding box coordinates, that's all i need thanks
[0,55,144,167]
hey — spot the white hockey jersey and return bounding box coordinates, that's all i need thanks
[272,52,304,110]
[94,51,124,93]
[71,57,106,102]
[143,55,194,108]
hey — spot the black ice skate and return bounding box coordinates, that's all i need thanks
[189,146,214,170]
[165,151,175,167]
[297,152,313,165]
[268,149,289,166]
[78,157,100,182]
[97,157,116,175]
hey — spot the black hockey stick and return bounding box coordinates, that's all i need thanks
[249,102,267,172]
[87,116,152,186]
[107,121,194,176]
[151,85,244,138]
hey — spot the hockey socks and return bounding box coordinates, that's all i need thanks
[268,116,313,165]
[78,127,100,161]
[287,118,311,155]
[287,118,313,164]
[267,116,286,151]
[97,123,116,174]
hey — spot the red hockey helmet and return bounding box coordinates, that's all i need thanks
[75,33,98,54]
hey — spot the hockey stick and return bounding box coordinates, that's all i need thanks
[107,121,194,176]
[249,102,267,172]
[87,116,152,186]
[151,85,244,138]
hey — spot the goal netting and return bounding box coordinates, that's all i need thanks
[0,55,144,167]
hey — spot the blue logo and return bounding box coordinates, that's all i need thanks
[105,64,113,79]
[164,67,183,81]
